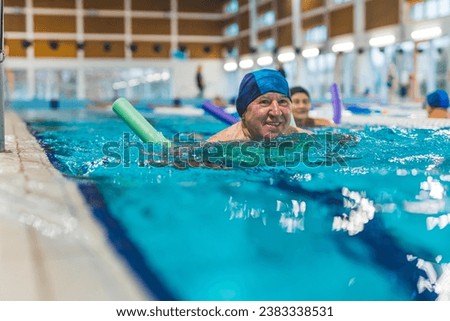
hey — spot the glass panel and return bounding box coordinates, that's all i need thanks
[305,25,327,44]
[224,23,239,37]
[259,38,275,52]
[438,0,450,16]
[35,69,77,100]
[85,68,171,102]
[410,2,424,21]
[425,0,439,19]
[257,11,275,29]
[304,53,335,99]
[6,69,27,101]
[224,0,239,14]
[436,48,448,90]
[413,0,450,20]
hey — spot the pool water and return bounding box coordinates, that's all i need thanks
[21,108,450,301]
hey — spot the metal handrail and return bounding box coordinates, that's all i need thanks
[0,0,5,152]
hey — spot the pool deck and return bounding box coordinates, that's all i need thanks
[0,110,151,300]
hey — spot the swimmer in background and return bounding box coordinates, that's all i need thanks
[196,65,205,98]
[212,96,227,108]
[172,97,182,107]
[290,86,335,127]
[207,69,309,142]
[425,89,449,119]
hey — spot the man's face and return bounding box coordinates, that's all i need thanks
[243,92,292,140]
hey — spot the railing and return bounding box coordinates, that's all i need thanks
[0,0,4,152]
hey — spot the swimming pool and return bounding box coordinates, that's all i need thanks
[19,107,450,301]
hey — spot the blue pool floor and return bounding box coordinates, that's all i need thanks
[0,110,149,300]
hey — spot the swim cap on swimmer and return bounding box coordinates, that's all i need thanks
[426,89,449,109]
[290,86,310,98]
[236,69,291,116]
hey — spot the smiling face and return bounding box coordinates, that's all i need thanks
[241,92,292,140]
[291,92,311,120]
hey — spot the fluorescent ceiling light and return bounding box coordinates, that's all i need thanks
[239,58,254,69]
[127,79,140,87]
[223,61,238,72]
[256,55,273,66]
[332,41,354,53]
[145,74,155,82]
[301,47,320,58]
[161,71,170,81]
[369,35,396,47]
[146,73,159,82]
[411,26,442,41]
[277,51,295,63]
[112,81,127,90]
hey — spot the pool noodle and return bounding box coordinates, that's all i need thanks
[330,83,342,125]
[112,98,170,144]
[202,100,239,125]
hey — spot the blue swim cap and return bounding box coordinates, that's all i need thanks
[236,69,291,116]
[427,89,449,109]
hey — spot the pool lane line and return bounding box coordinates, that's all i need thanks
[274,174,438,301]
[77,182,178,301]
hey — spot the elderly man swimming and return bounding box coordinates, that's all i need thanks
[207,69,308,142]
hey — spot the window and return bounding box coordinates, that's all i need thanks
[224,0,239,14]
[224,23,239,37]
[35,69,77,100]
[410,0,450,20]
[438,0,450,16]
[259,38,275,52]
[257,11,275,29]
[6,69,27,100]
[410,2,424,21]
[86,68,171,102]
[305,25,327,44]
[426,0,439,18]
[304,53,335,99]
[334,0,351,4]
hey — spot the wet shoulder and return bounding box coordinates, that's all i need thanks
[207,122,246,142]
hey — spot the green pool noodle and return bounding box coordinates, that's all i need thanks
[112,98,171,145]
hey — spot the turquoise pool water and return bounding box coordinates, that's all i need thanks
[20,108,450,300]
